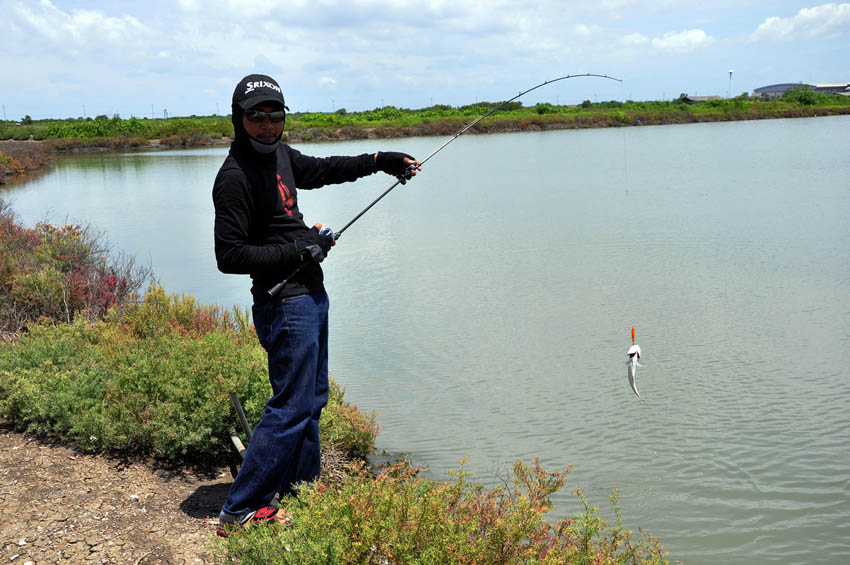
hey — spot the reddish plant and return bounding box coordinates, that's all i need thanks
[0,199,151,334]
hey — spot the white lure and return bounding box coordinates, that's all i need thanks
[626,327,643,397]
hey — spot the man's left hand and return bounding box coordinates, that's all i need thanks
[375,151,421,181]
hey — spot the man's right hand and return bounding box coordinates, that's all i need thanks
[295,239,326,264]
[295,225,335,264]
[310,224,335,252]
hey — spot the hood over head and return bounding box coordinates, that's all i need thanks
[231,74,288,155]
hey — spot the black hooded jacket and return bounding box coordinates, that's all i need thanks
[213,107,379,301]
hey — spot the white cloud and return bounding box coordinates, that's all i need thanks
[620,32,649,46]
[651,29,714,53]
[752,3,850,41]
[177,0,202,10]
[753,16,795,41]
[0,0,846,118]
[574,23,604,39]
[6,0,151,49]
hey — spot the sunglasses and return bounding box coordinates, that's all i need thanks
[245,109,286,123]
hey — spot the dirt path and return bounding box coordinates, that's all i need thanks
[0,423,230,564]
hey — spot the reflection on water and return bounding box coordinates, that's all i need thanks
[6,117,850,564]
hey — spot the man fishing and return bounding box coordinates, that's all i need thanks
[212,73,419,536]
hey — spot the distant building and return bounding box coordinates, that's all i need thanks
[753,82,850,99]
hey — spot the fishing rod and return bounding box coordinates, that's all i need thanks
[334,73,621,238]
[268,73,622,298]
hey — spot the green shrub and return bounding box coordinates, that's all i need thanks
[0,285,380,464]
[217,458,667,564]
[320,379,380,456]
[782,84,822,105]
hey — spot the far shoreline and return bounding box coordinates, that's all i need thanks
[2,105,849,184]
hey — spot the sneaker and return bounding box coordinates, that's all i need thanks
[216,504,290,537]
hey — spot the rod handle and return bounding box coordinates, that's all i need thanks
[229,391,253,442]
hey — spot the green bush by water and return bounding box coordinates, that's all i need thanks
[217,458,667,564]
[0,199,378,462]
[0,285,379,463]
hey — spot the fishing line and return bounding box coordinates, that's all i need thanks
[622,80,631,197]
[268,73,623,298]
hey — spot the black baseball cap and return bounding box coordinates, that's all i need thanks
[232,74,286,110]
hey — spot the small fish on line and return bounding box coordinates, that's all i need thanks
[626,327,643,397]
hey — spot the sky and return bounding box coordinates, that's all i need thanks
[1,0,848,120]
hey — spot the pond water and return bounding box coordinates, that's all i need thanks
[5,116,850,564]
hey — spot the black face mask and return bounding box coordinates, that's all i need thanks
[231,104,283,155]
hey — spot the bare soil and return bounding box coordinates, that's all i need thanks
[0,422,231,564]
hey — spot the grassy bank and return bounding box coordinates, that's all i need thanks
[0,140,55,184]
[0,200,667,562]
[2,88,848,161]
[1,90,847,185]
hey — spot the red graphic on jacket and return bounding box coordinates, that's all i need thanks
[276,174,294,217]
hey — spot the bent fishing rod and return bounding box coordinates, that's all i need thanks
[268,72,622,298]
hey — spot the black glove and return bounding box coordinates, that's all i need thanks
[295,238,326,264]
[295,226,334,265]
[375,151,415,181]
[309,225,334,254]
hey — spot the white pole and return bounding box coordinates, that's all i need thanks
[728,70,734,99]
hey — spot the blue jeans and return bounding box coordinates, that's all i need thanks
[221,290,330,517]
